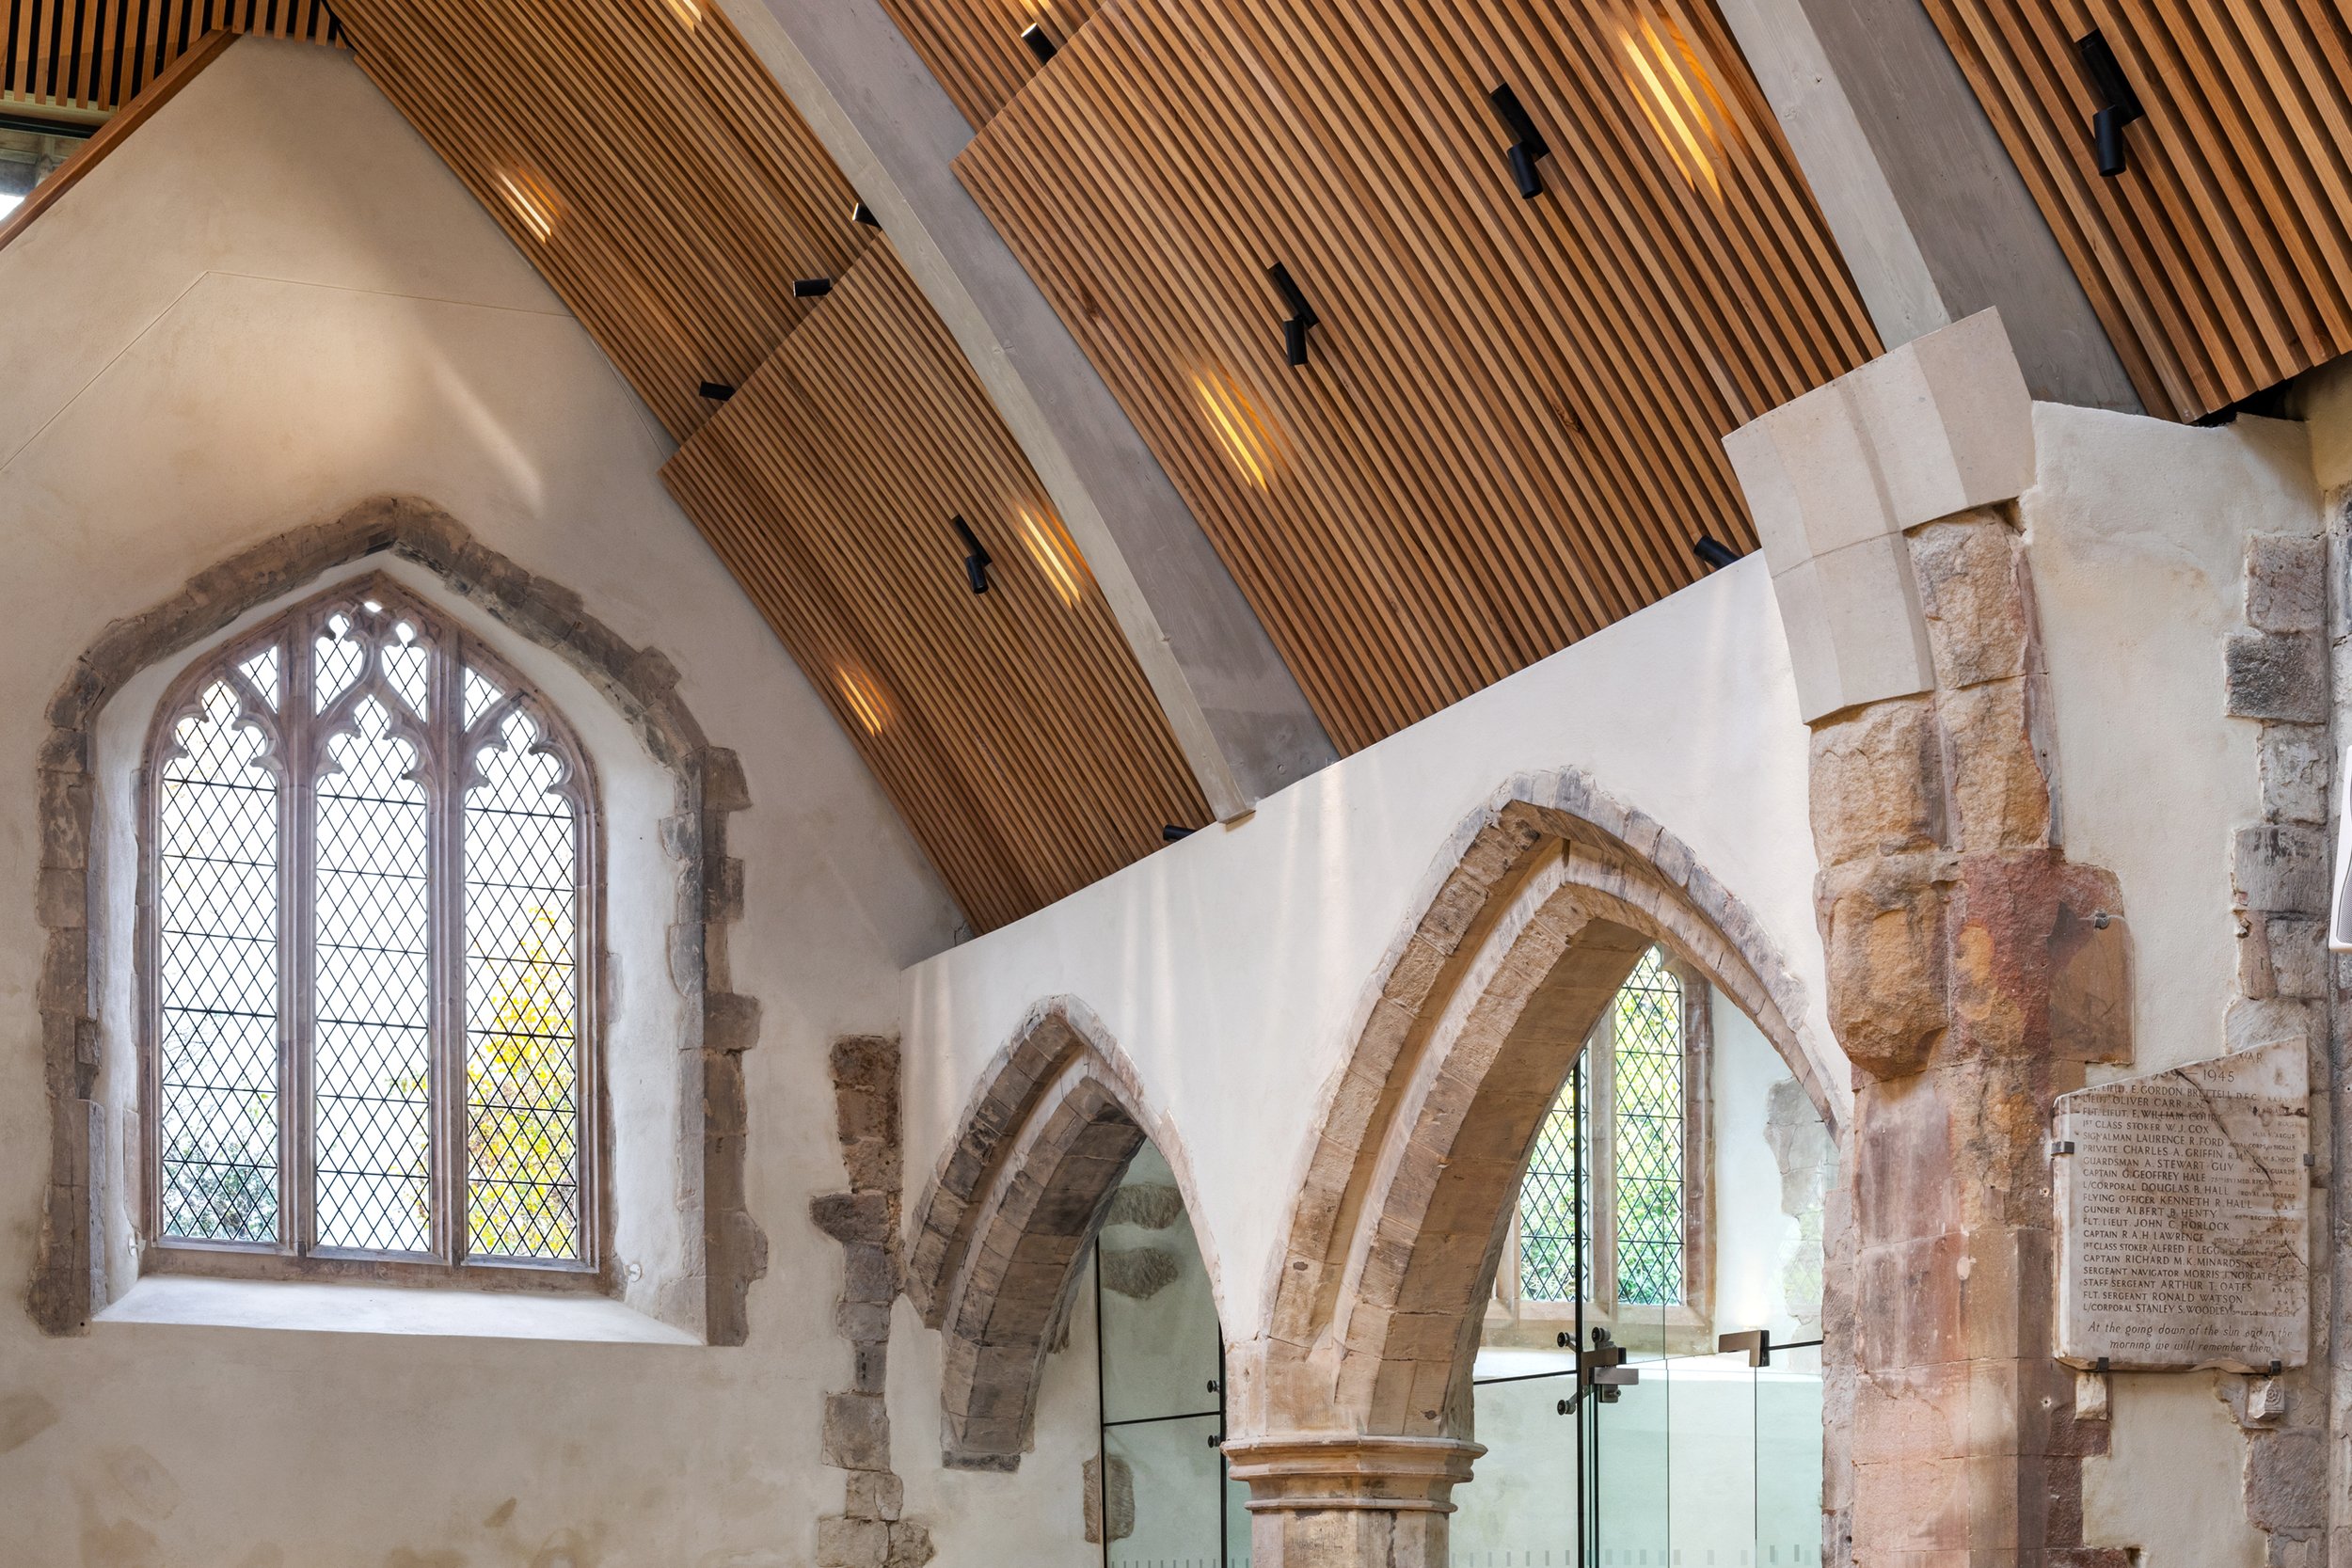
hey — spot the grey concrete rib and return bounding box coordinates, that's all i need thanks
[722,0,1338,819]
[1717,0,2143,416]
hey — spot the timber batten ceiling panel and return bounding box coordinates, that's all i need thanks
[957,0,1880,753]
[327,0,867,441]
[871,0,1105,128]
[662,242,1211,932]
[4,0,339,115]
[1923,0,2352,422]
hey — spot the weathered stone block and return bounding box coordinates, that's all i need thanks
[1810,698,1945,867]
[1820,862,1948,1078]
[2247,1428,2326,1534]
[2247,534,2326,633]
[2225,632,2326,722]
[1083,1453,1136,1544]
[2234,824,2329,914]
[1940,679,2050,852]
[816,1514,889,1568]
[704,991,761,1054]
[2259,725,2330,825]
[1910,516,2028,689]
[811,1191,896,1245]
[2243,916,2328,1001]
[823,1392,892,1471]
[845,1469,903,1521]
[883,1521,934,1568]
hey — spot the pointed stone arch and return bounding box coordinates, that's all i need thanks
[1232,767,1837,1466]
[906,996,1217,1471]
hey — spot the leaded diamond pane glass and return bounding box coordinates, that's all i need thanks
[1518,1053,1588,1302]
[312,695,433,1253]
[1613,947,1685,1306]
[157,678,280,1243]
[464,707,581,1260]
[314,612,364,712]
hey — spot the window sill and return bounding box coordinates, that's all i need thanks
[96,1275,699,1346]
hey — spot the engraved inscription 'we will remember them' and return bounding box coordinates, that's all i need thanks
[2053,1037,2308,1372]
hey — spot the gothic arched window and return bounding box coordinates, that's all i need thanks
[142,578,597,1281]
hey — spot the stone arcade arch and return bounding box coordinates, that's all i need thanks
[1224,768,1842,1568]
[905,997,1222,1471]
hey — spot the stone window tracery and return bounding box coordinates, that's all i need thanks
[143,577,598,1281]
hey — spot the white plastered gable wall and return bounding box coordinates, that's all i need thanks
[0,34,967,1565]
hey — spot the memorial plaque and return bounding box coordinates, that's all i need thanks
[2054,1037,2309,1371]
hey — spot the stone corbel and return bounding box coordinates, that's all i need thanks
[1724,308,2038,723]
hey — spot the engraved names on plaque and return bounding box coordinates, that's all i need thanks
[2054,1037,2309,1371]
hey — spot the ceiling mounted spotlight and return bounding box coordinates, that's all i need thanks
[2075,31,2144,177]
[793,277,834,298]
[1486,85,1550,198]
[1161,824,1196,843]
[698,381,736,402]
[1692,535,1741,570]
[1021,24,1057,64]
[951,515,993,595]
[850,199,881,229]
[1265,262,1319,369]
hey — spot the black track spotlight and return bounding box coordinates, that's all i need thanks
[793,277,834,298]
[1486,84,1550,199]
[2075,31,2143,177]
[1266,262,1319,368]
[1161,824,1196,843]
[698,381,736,402]
[951,515,993,595]
[1692,535,1742,570]
[1021,23,1057,65]
[850,200,881,229]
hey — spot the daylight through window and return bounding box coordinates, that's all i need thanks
[1515,945,1690,1307]
[148,578,595,1274]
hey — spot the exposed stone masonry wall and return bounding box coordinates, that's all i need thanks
[2227,531,2334,1565]
[1809,507,2130,1567]
[29,495,767,1342]
[811,1036,934,1568]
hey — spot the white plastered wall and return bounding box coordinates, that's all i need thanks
[0,36,969,1566]
[896,547,1844,1422]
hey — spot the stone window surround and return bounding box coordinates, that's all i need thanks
[30,495,767,1345]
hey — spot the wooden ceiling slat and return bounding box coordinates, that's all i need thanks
[958,0,1877,753]
[328,0,866,439]
[0,0,334,111]
[662,242,1211,931]
[1923,0,2352,420]
[869,0,1105,128]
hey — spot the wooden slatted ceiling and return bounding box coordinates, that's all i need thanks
[958,0,1879,755]
[870,0,1104,128]
[662,240,1211,932]
[326,0,866,442]
[1924,0,2352,422]
[3,0,337,115]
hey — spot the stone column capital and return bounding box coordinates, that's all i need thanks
[1220,1433,1486,1516]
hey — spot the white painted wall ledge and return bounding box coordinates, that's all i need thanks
[97,1275,700,1345]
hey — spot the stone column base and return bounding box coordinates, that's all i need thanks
[1222,1433,1485,1568]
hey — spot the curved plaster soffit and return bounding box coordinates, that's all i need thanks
[29,494,766,1342]
[904,994,1222,1471]
[1237,767,1833,1442]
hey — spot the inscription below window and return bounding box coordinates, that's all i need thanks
[148,578,596,1275]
